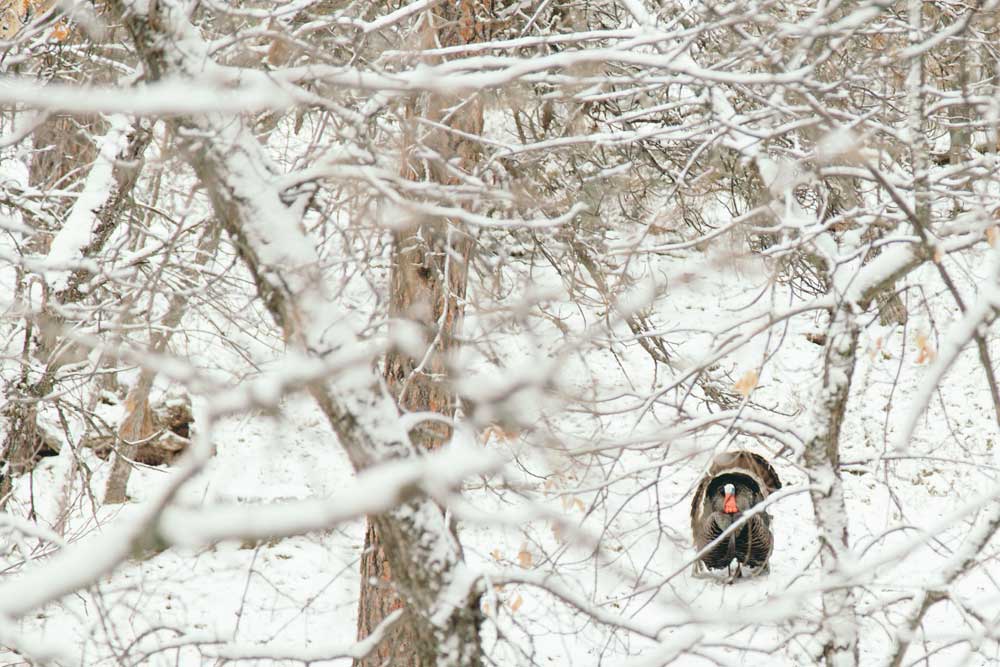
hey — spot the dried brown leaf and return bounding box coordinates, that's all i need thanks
[915,333,936,365]
[734,370,758,397]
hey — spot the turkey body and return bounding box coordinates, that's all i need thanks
[690,451,781,576]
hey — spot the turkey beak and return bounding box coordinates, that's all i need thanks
[723,484,738,514]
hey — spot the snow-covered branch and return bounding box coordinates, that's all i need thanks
[159,445,503,546]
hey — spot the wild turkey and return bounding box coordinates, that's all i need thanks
[690,451,781,579]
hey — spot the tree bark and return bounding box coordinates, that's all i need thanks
[356,217,473,665]
[355,5,487,665]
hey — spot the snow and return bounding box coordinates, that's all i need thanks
[26,244,976,666]
[626,627,703,667]
[5,3,1000,666]
[154,609,404,662]
[159,445,503,547]
[816,128,862,164]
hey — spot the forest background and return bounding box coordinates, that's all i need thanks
[2,0,1000,665]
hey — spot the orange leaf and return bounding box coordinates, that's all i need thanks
[490,549,502,562]
[734,370,758,397]
[509,593,523,613]
[915,333,936,364]
[988,227,999,247]
[517,544,533,568]
[49,20,69,41]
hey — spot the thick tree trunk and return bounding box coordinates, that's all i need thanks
[356,218,473,664]
[355,5,486,665]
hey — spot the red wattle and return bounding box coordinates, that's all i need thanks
[723,495,739,514]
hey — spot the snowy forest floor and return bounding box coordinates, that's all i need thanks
[2,221,998,667]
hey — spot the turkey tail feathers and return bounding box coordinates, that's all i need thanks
[690,451,780,577]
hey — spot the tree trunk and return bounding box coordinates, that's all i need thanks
[103,374,157,504]
[804,305,860,666]
[356,220,473,664]
[354,5,487,665]
[115,0,488,662]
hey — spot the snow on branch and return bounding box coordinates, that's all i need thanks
[149,609,403,662]
[490,568,660,640]
[0,441,499,620]
[159,444,504,546]
[110,2,493,664]
[0,512,66,548]
[44,114,130,292]
[4,26,818,114]
[625,629,704,667]
[0,76,297,114]
[0,432,211,620]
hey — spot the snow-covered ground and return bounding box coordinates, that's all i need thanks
[3,217,999,666]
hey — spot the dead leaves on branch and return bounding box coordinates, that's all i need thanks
[480,590,524,615]
[485,546,531,615]
[489,543,534,570]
